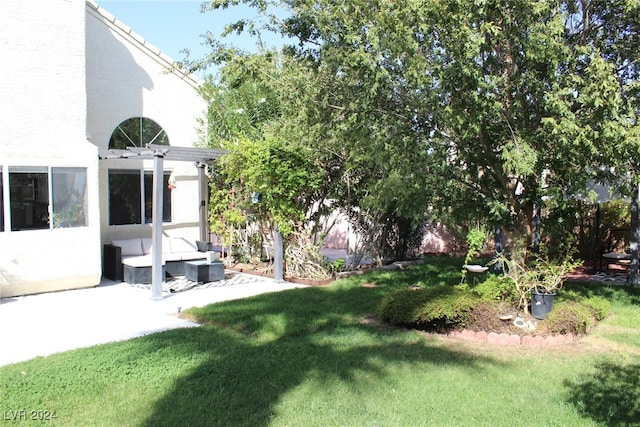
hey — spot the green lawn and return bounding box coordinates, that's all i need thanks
[1,257,639,426]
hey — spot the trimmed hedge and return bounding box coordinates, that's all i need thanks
[543,301,594,334]
[377,282,612,336]
[580,296,611,321]
[474,274,519,304]
[543,296,611,335]
[377,285,480,331]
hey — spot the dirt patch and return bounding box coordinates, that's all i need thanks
[466,302,541,336]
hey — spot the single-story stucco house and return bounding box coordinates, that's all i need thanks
[0,0,211,297]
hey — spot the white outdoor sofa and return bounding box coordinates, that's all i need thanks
[103,237,210,284]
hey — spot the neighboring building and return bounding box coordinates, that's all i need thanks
[0,0,206,297]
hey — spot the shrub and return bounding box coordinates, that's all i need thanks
[492,241,581,315]
[326,258,346,274]
[557,291,612,322]
[378,285,480,331]
[580,296,612,321]
[543,301,595,335]
[460,227,488,283]
[474,274,519,304]
[377,288,433,325]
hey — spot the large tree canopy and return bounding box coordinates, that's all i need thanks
[197,0,640,256]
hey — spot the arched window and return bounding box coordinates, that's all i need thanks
[107,117,172,225]
[109,117,169,149]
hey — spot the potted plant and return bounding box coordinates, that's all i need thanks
[493,242,581,319]
[528,248,582,319]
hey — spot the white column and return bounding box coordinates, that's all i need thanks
[197,162,208,242]
[273,226,284,282]
[151,153,164,300]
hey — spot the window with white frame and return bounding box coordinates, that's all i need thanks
[10,167,50,231]
[3,166,88,231]
[109,117,169,149]
[108,169,172,226]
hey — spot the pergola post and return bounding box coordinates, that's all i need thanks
[273,226,284,282]
[151,152,165,300]
[197,162,208,243]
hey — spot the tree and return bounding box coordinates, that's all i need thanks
[197,5,439,261]
[199,51,338,277]
[198,0,640,258]
[561,0,640,283]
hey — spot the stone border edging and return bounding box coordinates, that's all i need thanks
[447,329,576,347]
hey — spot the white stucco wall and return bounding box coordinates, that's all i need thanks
[0,0,102,297]
[85,2,207,245]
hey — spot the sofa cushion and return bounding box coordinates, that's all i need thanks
[170,237,198,253]
[141,237,172,255]
[122,255,154,268]
[113,238,144,257]
[141,238,153,255]
[163,252,183,262]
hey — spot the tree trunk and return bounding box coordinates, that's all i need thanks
[532,201,542,254]
[630,184,639,286]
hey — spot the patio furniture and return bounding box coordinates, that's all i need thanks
[103,237,213,283]
[184,260,224,283]
[123,258,166,285]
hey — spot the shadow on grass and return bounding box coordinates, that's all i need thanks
[565,360,640,426]
[563,281,640,306]
[342,256,464,289]
[139,284,503,426]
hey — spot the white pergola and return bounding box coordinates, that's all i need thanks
[101,144,226,299]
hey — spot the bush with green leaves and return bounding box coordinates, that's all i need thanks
[492,241,582,315]
[377,285,480,331]
[543,301,595,335]
[558,291,612,322]
[460,227,488,283]
[474,274,519,304]
[581,296,611,321]
[325,258,346,274]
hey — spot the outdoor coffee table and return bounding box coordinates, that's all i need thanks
[184,260,224,283]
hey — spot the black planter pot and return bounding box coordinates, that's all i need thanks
[531,290,556,320]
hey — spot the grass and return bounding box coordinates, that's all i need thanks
[1,256,640,426]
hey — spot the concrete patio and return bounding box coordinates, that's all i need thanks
[0,272,306,367]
